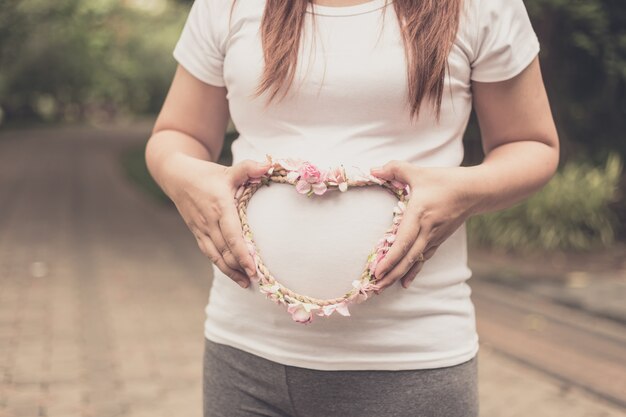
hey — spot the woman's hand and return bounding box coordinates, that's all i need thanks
[368,58,558,292]
[369,161,476,290]
[163,154,271,289]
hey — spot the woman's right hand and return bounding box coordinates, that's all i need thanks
[162,154,271,289]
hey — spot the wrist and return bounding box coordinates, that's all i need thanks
[163,153,222,199]
[456,165,492,218]
[146,130,220,201]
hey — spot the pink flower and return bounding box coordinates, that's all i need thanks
[325,166,348,192]
[295,180,309,194]
[392,201,406,224]
[295,162,327,196]
[259,283,287,304]
[285,170,300,183]
[390,179,410,196]
[394,200,406,214]
[350,279,381,303]
[296,180,328,196]
[368,249,387,275]
[319,301,351,317]
[259,282,280,296]
[287,301,319,324]
[299,162,322,182]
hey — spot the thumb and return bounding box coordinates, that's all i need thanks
[369,160,409,183]
[229,158,271,185]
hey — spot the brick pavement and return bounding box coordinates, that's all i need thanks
[0,125,624,417]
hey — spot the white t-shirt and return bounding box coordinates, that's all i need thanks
[173,0,540,370]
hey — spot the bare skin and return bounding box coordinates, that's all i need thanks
[145,53,558,292]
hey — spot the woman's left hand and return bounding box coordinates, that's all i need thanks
[369,160,478,290]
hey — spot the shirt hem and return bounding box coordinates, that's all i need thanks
[203,328,480,371]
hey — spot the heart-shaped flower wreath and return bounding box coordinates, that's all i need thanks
[233,154,411,324]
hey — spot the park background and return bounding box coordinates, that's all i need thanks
[0,0,624,416]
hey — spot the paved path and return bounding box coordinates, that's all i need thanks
[469,246,626,324]
[472,280,626,412]
[0,125,624,417]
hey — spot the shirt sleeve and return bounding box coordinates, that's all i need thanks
[469,0,540,82]
[172,0,226,87]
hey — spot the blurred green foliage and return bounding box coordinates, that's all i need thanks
[120,131,239,204]
[0,0,624,159]
[120,142,173,206]
[523,0,626,160]
[463,0,626,247]
[0,0,187,124]
[468,153,623,251]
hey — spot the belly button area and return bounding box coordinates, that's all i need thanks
[245,184,399,300]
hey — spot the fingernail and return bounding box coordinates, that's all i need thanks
[238,280,249,289]
[370,166,382,172]
[245,267,255,277]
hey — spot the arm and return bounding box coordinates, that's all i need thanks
[464,56,559,216]
[145,65,270,289]
[145,64,229,199]
[369,56,560,290]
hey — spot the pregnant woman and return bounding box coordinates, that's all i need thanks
[145,0,559,415]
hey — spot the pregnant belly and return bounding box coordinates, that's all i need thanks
[245,183,399,300]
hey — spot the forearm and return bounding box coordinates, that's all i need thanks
[144,129,215,199]
[463,140,559,217]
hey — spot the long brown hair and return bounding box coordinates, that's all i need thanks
[241,0,462,121]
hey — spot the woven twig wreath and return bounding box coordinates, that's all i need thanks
[234,154,411,324]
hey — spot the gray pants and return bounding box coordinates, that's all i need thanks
[203,338,479,417]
